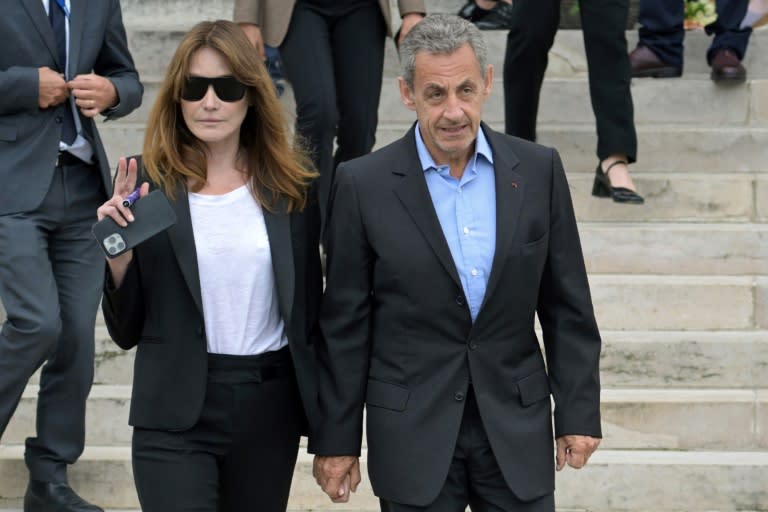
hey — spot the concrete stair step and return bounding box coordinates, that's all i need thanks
[1,446,766,511]
[587,274,763,330]
[99,121,768,180]
[118,2,768,79]
[373,123,768,173]
[120,0,232,23]
[124,75,768,128]
[580,222,768,275]
[4,386,132,446]
[4,328,765,391]
[601,330,768,389]
[600,388,768,450]
[24,327,135,387]
[1,276,765,333]
[569,172,764,223]
[77,275,768,331]
[376,78,768,127]
[5,383,766,449]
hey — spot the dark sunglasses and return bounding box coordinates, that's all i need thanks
[181,76,247,102]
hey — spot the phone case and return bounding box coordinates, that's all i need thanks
[92,189,177,258]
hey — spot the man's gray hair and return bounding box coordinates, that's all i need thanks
[399,13,488,90]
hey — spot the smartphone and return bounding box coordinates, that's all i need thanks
[92,189,177,258]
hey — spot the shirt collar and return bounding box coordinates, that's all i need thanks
[414,122,494,174]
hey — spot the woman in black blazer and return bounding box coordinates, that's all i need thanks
[98,20,322,512]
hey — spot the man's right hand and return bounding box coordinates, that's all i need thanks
[38,67,69,108]
[313,455,361,503]
[238,23,266,61]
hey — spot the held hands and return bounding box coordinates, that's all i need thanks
[313,455,361,503]
[555,435,601,471]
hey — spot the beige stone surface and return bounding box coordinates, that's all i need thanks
[752,80,768,124]
[375,124,768,173]
[581,223,768,275]
[589,275,755,330]
[571,173,755,222]
[4,386,132,446]
[757,277,768,329]
[600,389,759,450]
[601,331,768,388]
[758,174,768,221]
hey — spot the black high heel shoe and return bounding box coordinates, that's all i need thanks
[591,160,644,204]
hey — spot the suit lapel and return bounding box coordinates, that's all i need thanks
[262,197,294,330]
[393,127,462,289]
[68,0,85,78]
[22,0,60,67]
[166,182,204,317]
[479,124,523,311]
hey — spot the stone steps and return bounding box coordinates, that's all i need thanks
[8,329,768,391]
[2,275,765,331]
[376,123,768,172]
[600,330,768,389]
[3,275,766,332]
[5,385,767,450]
[1,446,767,511]
[1,2,764,510]
[98,121,768,176]
[123,75,768,127]
[118,14,768,80]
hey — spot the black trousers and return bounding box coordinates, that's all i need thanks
[379,389,555,512]
[132,348,304,512]
[638,0,750,67]
[0,159,105,483]
[503,0,637,163]
[279,1,387,225]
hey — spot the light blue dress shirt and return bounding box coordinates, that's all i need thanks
[415,124,497,322]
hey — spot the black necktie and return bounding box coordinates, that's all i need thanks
[49,0,76,145]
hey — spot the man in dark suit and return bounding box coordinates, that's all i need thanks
[312,14,601,512]
[0,1,142,510]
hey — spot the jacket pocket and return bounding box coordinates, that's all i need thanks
[517,369,550,406]
[365,379,410,412]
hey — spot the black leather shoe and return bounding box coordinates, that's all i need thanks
[629,45,682,78]
[710,48,747,83]
[475,1,514,30]
[24,480,104,512]
[591,161,644,204]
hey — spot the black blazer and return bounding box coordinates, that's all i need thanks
[102,170,322,434]
[314,123,601,505]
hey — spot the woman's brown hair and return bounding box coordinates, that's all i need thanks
[142,20,315,212]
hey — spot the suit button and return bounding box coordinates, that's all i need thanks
[55,116,62,124]
[469,340,478,350]
[455,295,465,307]
[454,391,465,402]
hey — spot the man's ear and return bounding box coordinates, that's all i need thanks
[398,77,416,111]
